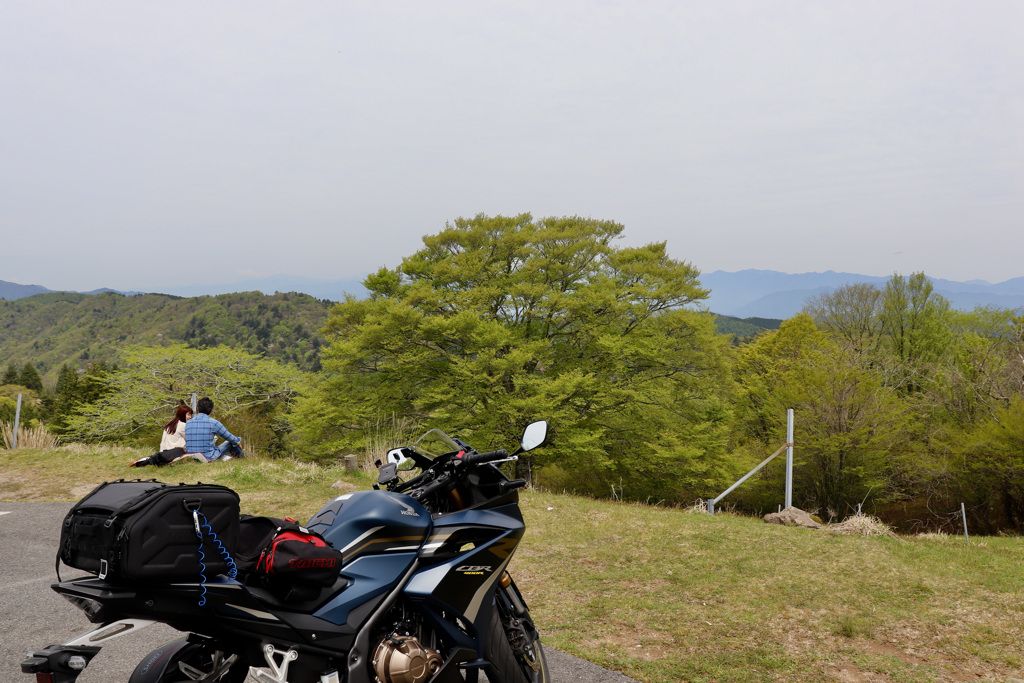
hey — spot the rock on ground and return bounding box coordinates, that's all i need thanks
[763,506,822,529]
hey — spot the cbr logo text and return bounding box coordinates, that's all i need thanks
[456,565,493,575]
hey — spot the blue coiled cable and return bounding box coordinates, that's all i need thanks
[193,510,238,607]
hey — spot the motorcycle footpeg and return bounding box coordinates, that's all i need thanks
[457,658,490,670]
[21,644,100,682]
[251,644,300,683]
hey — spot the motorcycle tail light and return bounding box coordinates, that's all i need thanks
[34,674,55,683]
[61,595,105,622]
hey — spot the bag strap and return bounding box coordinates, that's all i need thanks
[192,510,238,607]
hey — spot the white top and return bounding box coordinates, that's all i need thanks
[160,420,187,451]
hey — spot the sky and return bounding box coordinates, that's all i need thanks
[2,0,1022,292]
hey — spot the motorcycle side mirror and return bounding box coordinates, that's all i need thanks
[387,448,409,466]
[520,421,548,452]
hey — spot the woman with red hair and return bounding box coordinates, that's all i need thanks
[129,404,192,468]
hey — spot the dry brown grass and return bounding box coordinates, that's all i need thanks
[363,414,421,473]
[827,514,898,537]
[1,422,59,449]
[682,498,709,514]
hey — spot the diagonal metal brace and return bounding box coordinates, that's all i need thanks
[708,443,792,515]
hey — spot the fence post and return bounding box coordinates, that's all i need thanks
[784,408,794,509]
[960,502,969,542]
[191,393,197,413]
[11,393,23,449]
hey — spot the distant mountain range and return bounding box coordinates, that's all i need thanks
[0,276,367,303]
[0,281,131,300]
[3,271,1023,319]
[150,275,368,301]
[699,270,1024,318]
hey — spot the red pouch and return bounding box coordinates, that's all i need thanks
[257,527,343,586]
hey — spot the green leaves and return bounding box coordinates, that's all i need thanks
[294,214,732,499]
[64,345,306,450]
[734,314,910,512]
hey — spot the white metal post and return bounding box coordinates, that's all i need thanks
[784,408,794,509]
[12,393,23,449]
[707,442,790,515]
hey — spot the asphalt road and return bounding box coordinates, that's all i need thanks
[1,502,637,683]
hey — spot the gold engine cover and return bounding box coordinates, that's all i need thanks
[372,635,443,683]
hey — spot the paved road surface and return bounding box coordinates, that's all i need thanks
[1,502,637,683]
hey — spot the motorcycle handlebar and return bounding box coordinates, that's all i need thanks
[499,479,527,494]
[461,449,508,466]
[410,473,451,501]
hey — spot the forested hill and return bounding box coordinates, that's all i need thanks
[0,291,333,378]
[712,315,781,341]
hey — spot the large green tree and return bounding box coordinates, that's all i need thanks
[18,363,44,392]
[802,282,884,356]
[294,214,733,500]
[733,314,910,515]
[65,345,305,454]
[44,363,113,435]
[953,397,1024,532]
[879,272,953,393]
[2,363,18,385]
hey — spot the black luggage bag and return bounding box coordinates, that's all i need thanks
[58,479,240,581]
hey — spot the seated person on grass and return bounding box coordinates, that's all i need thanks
[129,404,192,468]
[184,396,245,462]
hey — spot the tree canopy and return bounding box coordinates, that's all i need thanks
[293,213,734,499]
[65,345,306,453]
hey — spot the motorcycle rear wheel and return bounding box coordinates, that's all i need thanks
[129,638,247,683]
[483,605,549,683]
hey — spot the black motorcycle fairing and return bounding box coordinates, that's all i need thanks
[346,556,422,683]
[53,578,138,624]
[52,576,362,655]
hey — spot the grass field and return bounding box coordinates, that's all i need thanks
[2,445,1022,683]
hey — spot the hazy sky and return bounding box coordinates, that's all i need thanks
[2,1,1022,291]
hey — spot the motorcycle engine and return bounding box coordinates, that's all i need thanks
[372,635,442,683]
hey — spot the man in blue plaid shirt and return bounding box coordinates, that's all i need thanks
[184,397,245,461]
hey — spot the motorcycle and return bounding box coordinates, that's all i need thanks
[22,421,551,683]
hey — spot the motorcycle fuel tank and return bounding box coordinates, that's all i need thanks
[307,490,431,565]
[306,490,432,627]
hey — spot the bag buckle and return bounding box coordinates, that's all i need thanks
[99,560,108,580]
